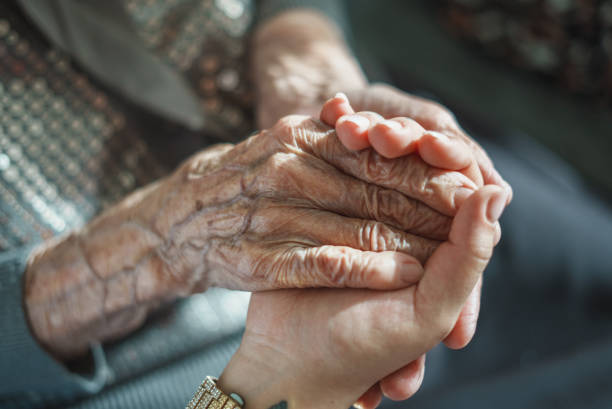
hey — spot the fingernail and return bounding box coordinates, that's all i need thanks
[342,114,370,131]
[335,92,349,102]
[454,187,474,208]
[486,189,508,223]
[395,254,424,285]
[379,119,402,131]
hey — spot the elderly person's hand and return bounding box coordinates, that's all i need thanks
[218,185,508,409]
[24,114,479,359]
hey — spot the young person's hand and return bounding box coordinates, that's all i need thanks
[219,185,509,409]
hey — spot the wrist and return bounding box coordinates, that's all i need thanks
[218,336,355,409]
[252,10,366,127]
[218,342,298,409]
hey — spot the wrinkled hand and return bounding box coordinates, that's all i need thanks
[219,186,508,409]
[25,114,479,358]
[145,115,480,294]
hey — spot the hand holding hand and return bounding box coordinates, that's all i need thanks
[219,185,509,409]
[25,113,477,358]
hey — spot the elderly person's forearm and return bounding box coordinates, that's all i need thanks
[252,9,367,128]
[24,113,480,360]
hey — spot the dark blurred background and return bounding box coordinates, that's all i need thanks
[347,2,612,408]
[351,0,612,202]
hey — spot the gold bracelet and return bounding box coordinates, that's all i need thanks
[186,376,244,409]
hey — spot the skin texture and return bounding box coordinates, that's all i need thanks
[254,19,510,402]
[321,93,496,407]
[252,10,368,129]
[22,10,509,407]
[219,186,508,409]
[24,115,479,359]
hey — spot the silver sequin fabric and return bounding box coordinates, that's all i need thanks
[0,0,254,251]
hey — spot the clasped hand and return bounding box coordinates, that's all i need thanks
[214,95,509,409]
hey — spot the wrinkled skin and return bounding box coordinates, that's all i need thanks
[25,115,480,359]
[219,186,507,409]
[251,9,513,406]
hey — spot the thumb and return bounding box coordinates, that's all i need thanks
[414,185,507,338]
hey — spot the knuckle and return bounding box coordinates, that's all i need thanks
[407,160,434,196]
[431,312,457,343]
[272,115,329,146]
[359,220,397,252]
[256,152,298,193]
[471,242,494,265]
[310,247,351,286]
[361,150,398,184]
[364,184,400,224]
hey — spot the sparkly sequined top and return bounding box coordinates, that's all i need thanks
[0,0,255,251]
[439,0,612,103]
[0,1,345,407]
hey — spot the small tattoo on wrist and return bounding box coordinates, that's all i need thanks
[268,401,287,409]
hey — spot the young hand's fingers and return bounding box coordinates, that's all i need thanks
[414,186,508,341]
[462,137,513,204]
[368,117,423,159]
[481,161,514,204]
[418,131,474,171]
[342,114,482,187]
[442,277,482,349]
[320,92,355,126]
[380,354,426,401]
[336,111,385,151]
[354,383,383,409]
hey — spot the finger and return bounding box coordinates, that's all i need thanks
[443,276,482,349]
[455,134,512,203]
[380,354,426,401]
[281,246,425,290]
[247,150,452,240]
[320,92,355,127]
[354,383,383,409]
[208,239,425,291]
[251,205,440,264]
[285,115,478,216]
[481,162,514,205]
[346,85,488,184]
[414,185,508,339]
[314,145,478,216]
[418,131,473,170]
[336,111,385,151]
[368,118,422,158]
[336,114,371,151]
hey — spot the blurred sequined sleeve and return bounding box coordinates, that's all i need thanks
[0,247,107,406]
